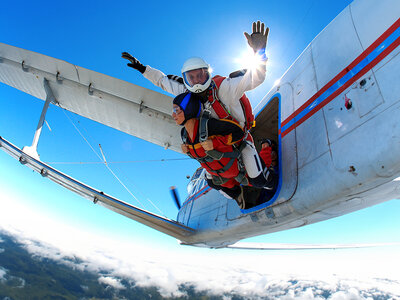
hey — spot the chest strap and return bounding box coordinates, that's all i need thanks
[199,110,211,143]
[180,114,249,185]
[206,81,239,124]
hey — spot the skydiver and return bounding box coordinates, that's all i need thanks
[259,138,279,198]
[172,92,247,208]
[122,21,273,190]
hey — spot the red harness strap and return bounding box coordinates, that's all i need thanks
[207,77,235,121]
[207,75,255,130]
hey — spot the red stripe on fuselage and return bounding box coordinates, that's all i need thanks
[281,33,400,138]
[281,18,400,130]
[181,185,212,209]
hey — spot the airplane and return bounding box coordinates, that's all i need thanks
[0,0,400,249]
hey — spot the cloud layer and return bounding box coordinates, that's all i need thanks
[0,193,399,299]
[1,226,399,299]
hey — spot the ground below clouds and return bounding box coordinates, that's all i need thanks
[0,232,240,299]
[0,231,399,300]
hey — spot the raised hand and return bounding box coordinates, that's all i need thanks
[244,21,269,54]
[121,52,146,73]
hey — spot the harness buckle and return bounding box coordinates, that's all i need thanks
[199,110,211,143]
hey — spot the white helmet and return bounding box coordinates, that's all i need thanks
[181,57,212,93]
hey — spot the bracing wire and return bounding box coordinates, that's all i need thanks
[97,143,165,217]
[60,108,167,217]
[43,158,190,165]
[61,109,103,160]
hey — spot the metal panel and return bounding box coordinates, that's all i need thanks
[374,50,400,107]
[312,7,363,90]
[351,73,384,117]
[330,100,400,185]
[0,43,79,100]
[323,70,384,143]
[351,0,400,108]
[292,51,318,113]
[187,192,224,230]
[296,110,329,168]
[291,151,335,212]
[350,0,400,58]
[289,52,328,168]
[283,47,313,84]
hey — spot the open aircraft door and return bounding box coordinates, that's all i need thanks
[258,85,297,208]
[243,80,299,213]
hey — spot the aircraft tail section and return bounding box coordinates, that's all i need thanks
[0,136,196,242]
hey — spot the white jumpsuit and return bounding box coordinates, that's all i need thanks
[142,61,267,179]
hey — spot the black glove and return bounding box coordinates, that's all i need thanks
[244,21,269,56]
[121,52,146,74]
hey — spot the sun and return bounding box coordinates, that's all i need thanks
[234,48,266,71]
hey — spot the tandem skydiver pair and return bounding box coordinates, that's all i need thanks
[122,21,275,208]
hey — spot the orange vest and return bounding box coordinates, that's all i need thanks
[183,120,241,180]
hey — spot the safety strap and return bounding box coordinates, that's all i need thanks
[206,80,238,123]
[181,128,188,144]
[180,112,249,185]
[210,154,248,186]
[199,110,211,143]
[205,140,246,160]
[208,76,255,130]
[235,168,249,185]
[200,142,248,185]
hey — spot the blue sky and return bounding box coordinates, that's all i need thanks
[1,0,400,297]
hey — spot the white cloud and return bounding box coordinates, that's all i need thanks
[0,266,25,288]
[0,267,7,281]
[0,191,400,298]
[98,276,126,290]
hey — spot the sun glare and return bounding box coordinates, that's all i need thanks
[273,78,281,87]
[234,49,265,71]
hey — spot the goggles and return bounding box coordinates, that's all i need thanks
[183,68,210,88]
[172,106,183,114]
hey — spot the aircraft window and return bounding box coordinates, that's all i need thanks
[188,168,204,196]
[193,184,199,195]
[187,181,195,195]
[198,180,204,190]
[199,179,206,189]
[194,178,205,194]
[190,168,203,181]
[187,168,209,197]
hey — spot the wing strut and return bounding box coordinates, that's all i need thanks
[22,78,58,160]
[223,242,400,250]
[0,136,196,243]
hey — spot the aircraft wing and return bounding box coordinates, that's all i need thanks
[0,43,181,152]
[0,136,196,242]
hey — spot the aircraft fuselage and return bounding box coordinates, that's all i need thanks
[177,0,400,247]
